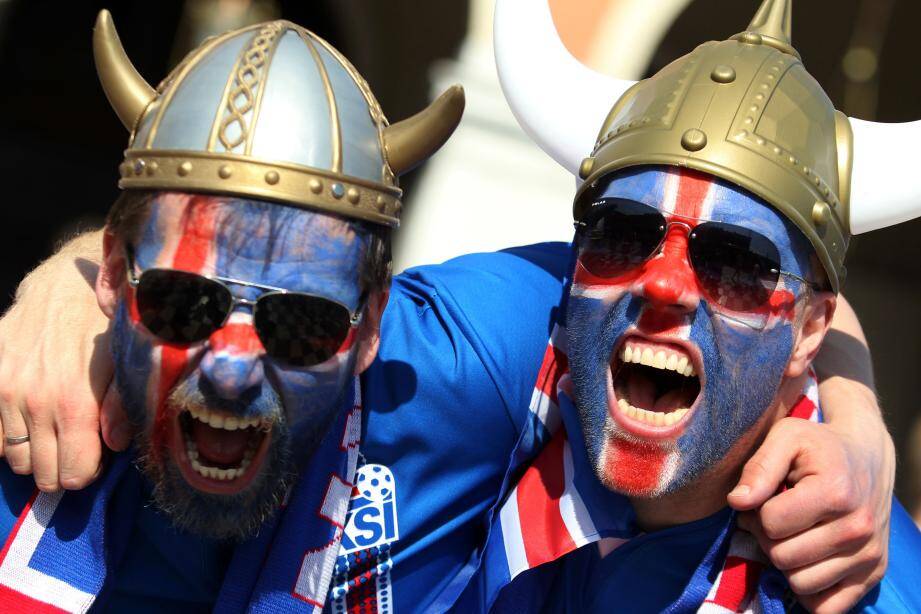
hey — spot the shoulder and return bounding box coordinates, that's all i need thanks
[377,242,572,429]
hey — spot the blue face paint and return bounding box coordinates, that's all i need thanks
[566,166,816,497]
[111,192,370,538]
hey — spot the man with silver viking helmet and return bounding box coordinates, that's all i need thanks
[0,3,905,614]
[0,10,468,611]
[450,0,921,611]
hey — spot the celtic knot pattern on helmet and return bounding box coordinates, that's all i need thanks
[217,23,283,152]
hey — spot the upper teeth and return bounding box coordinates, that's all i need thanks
[186,405,265,431]
[621,342,696,377]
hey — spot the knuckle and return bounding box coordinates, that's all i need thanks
[846,510,876,544]
[826,478,857,515]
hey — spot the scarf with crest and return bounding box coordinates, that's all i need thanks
[0,380,362,613]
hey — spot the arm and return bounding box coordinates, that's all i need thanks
[0,230,127,491]
[729,295,893,613]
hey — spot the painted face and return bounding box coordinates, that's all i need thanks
[566,166,816,497]
[112,192,368,538]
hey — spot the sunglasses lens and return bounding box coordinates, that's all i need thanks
[577,199,666,278]
[135,270,232,343]
[255,294,353,367]
[689,222,781,311]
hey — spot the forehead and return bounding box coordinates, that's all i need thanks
[596,166,804,255]
[133,192,366,300]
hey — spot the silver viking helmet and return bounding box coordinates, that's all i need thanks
[94,10,465,226]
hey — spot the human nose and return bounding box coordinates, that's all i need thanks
[199,314,266,400]
[637,226,700,312]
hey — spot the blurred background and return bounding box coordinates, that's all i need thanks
[0,0,918,524]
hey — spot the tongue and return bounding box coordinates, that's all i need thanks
[624,369,691,413]
[653,388,689,413]
[191,420,253,466]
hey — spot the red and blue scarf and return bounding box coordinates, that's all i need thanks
[468,324,820,613]
[0,381,363,613]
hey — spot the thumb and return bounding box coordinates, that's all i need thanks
[100,386,133,452]
[728,424,800,510]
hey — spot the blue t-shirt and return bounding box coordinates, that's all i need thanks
[518,502,921,613]
[0,242,572,612]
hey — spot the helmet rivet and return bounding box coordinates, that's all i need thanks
[218,165,232,179]
[178,161,192,176]
[710,65,736,83]
[812,202,830,225]
[346,187,360,204]
[309,179,322,194]
[739,31,763,45]
[681,129,707,152]
[133,159,146,175]
[331,183,345,199]
[376,195,387,212]
[265,171,280,185]
[579,157,595,179]
[146,161,158,176]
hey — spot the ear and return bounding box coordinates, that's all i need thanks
[96,230,126,320]
[353,288,390,375]
[786,292,837,378]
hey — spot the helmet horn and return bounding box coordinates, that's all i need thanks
[383,85,466,176]
[848,118,921,233]
[93,9,156,130]
[494,0,637,175]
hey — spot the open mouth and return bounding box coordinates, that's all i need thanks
[610,336,702,434]
[171,405,274,495]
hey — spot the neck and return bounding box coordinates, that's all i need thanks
[627,372,808,532]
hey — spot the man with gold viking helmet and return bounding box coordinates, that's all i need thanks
[449,0,921,611]
[0,2,906,613]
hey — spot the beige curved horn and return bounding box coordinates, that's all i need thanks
[383,85,465,176]
[494,0,637,175]
[93,9,156,130]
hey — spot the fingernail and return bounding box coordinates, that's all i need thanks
[729,485,751,498]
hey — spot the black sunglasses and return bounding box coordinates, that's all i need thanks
[125,248,365,367]
[574,198,820,313]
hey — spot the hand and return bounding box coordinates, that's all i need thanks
[728,400,893,613]
[0,230,132,491]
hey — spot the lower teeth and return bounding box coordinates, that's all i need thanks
[617,398,688,426]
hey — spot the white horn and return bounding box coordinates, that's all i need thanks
[494,0,637,175]
[849,117,921,233]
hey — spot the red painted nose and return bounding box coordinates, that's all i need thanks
[638,228,700,312]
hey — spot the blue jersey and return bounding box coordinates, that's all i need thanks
[0,242,572,612]
[513,501,921,613]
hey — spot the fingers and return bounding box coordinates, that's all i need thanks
[57,402,104,490]
[0,395,33,475]
[100,386,132,452]
[798,577,879,614]
[728,419,801,510]
[758,474,856,540]
[22,403,59,492]
[784,541,882,598]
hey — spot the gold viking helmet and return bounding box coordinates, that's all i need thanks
[496,0,921,293]
[94,10,465,227]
